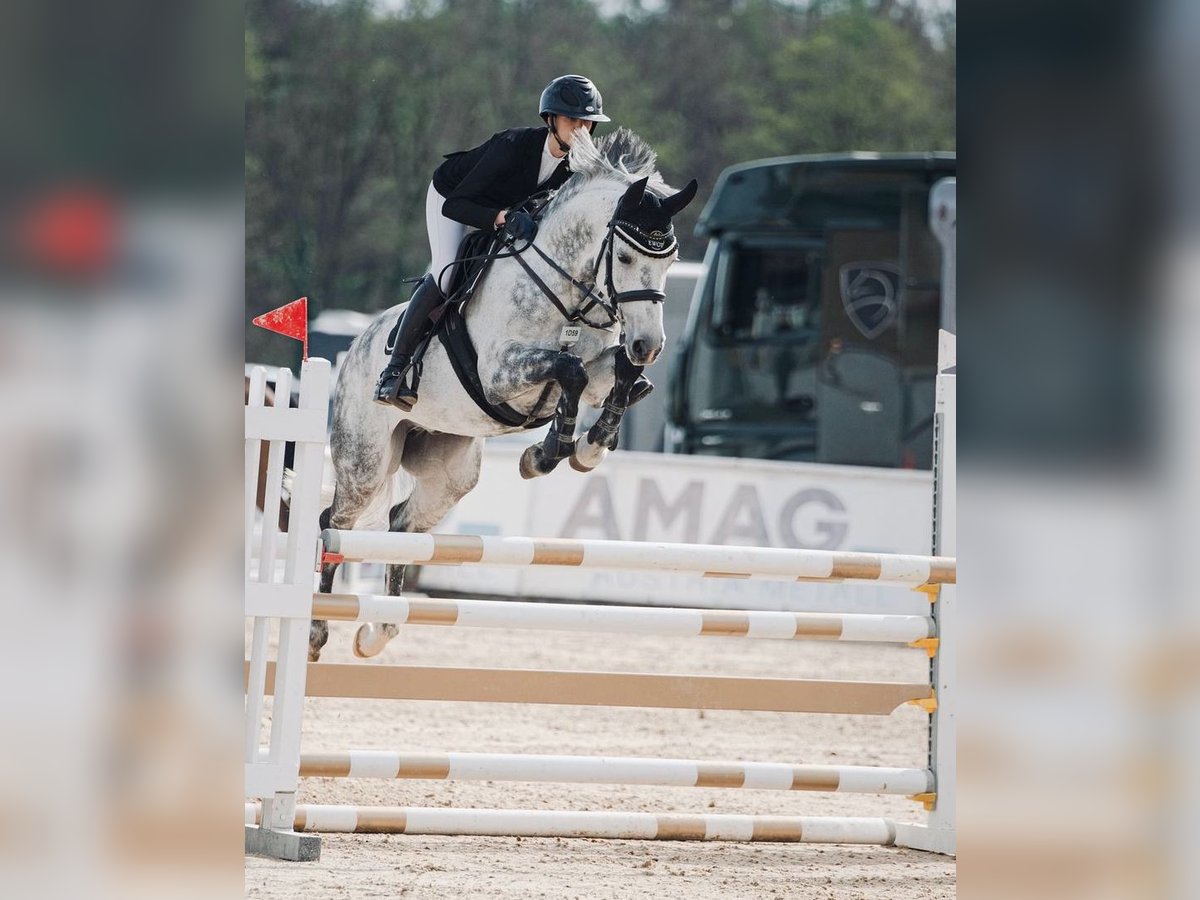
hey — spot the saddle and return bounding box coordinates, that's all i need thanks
[446,229,505,304]
[385,192,558,429]
[383,229,501,356]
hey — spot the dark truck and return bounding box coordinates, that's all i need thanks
[665,152,955,468]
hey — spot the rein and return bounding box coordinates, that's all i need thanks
[504,198,678,332]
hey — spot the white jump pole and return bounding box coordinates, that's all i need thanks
[320,531,955,587]
[296,750,933,795]
[245,803,900,844]
[312,594,935,645]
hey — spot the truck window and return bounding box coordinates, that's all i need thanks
[710,239,822,341]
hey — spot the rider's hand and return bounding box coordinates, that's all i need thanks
[501,209,536,243]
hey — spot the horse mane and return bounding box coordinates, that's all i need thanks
[544,127,673,215]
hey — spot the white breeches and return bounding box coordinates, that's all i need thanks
[426,181,468,294]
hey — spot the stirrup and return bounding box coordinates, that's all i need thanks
[374,365,417,409]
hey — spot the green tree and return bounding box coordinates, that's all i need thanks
[245,0,955,363]
[728,0,955,158]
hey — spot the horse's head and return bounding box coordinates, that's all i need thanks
[606,175,699,366]
[541,127,699,367]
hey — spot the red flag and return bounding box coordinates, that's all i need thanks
[253,297,309,359]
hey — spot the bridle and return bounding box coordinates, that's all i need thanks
[505,197,678,332]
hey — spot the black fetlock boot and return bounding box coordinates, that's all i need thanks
[374,274,446,410]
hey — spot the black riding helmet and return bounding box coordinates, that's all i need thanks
[539,75,611,129]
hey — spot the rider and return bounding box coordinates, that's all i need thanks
[373,74,611,409]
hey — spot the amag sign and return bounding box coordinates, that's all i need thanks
[558,478,850,551]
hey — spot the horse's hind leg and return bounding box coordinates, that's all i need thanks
[308,507,336,661]
[310,429,396,661]
[350,541,404,659]
[353,433,484,658]
[309,486,379,661]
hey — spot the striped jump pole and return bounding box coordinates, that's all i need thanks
[245,803,899,844]
[320,531,956,587]
[299,750,933,796]
[312,594,935,646]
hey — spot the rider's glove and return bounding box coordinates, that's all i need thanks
[501,209,537,243]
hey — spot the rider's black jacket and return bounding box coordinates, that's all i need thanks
[433,127,572,231]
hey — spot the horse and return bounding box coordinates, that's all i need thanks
[310,127,698,662]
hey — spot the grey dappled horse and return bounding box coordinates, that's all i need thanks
[311,127,697,661]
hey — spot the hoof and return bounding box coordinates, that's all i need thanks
[518,441,573,480]
[569,455,596,473]
[519,446,542,480]
[353,623,394,658]
[566,441,600,472]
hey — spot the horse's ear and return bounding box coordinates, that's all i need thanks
[660,179,699,217]
[619,176,649,212]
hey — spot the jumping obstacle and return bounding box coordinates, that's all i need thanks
[312,593,936,644]
[252,659,933,714]
[245,360,329,862]
[296,750,933,795]
[245,331,958,859]
[320,530,955,587]
[245,803,900,843]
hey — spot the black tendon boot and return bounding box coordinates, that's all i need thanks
[373,274,446,409]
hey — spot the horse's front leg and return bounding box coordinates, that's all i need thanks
[571,346,645,473]
[513,351,589,480]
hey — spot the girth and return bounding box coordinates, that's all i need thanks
[435,303,556,430]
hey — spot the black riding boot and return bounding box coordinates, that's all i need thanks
[373,275,446,410]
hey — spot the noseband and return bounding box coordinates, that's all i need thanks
[506,196,678,331]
